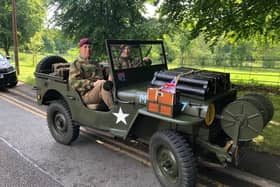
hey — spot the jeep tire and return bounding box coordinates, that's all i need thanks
[7,80,18,88]
[149,130,196,187]
[47,101,80,145]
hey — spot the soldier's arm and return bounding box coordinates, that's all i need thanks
[114,59,122,70]
[94,65,105,80]
[69,62,93,93]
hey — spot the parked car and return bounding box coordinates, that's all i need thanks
[0,53,18,88]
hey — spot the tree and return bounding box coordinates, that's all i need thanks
[40,29,74,53]
[0,0,44,55]
[48,0,164,58]
[163,28,192,66]
[159,0,280,45]
[27,32,44,65]
[42,32,56,53]
[254,42,280,68]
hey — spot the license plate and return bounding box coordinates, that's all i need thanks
[0,74,3,79]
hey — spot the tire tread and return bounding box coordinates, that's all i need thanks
[150,130,196,187]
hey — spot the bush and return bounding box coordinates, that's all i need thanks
[262,60,276,68]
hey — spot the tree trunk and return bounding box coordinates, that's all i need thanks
[4,38,10,56]
[4,46,10,56]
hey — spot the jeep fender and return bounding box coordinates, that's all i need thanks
[125,107,203,140]
[42,89,68,105]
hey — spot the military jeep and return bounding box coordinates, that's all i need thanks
[34,40,273,187]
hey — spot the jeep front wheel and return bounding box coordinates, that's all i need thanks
[149,130,196,187]
[47,101,80,145]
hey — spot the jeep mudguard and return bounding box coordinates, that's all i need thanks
[125,107,203,140]
[42,89,67,105]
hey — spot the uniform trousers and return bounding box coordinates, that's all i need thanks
[82,80,113,109]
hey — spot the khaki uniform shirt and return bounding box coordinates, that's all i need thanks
[115,57,144,70]
[69,56,104,96]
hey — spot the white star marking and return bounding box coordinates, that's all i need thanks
[113,107,130,125]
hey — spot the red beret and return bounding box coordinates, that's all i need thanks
[79,38,91,47]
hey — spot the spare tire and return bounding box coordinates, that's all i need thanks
[237,95,268,125]
[36,56,67,74]
[220,100,264,141]
[246,93,274,123]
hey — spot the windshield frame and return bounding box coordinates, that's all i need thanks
[105,39,168,99]
[106,39,167,71]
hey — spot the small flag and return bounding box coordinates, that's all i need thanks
[161,76,176,93]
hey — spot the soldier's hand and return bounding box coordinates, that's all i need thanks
[92,80,100,87]
[103,81,113,91]
[91,80,99,87]
[143,57,152,66]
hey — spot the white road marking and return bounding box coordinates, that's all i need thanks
[0,136,63,186]
[0,93,46,119]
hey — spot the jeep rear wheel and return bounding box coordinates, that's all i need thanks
[47,101,79,145]
[149,130,196,187]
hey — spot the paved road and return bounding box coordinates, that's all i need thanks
[0,98,160,187]
[0,138,62,187]
[2,83,280,187]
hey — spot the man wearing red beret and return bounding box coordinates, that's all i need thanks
[69,38,113,110]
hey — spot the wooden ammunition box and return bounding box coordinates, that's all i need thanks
[147,88,180,117]
[52,63,70,80]
[147,88,158,102]
[52,63,70,71]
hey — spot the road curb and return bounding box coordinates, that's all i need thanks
[199,160,280,187]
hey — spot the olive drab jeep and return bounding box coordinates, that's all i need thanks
[34,40,274,187]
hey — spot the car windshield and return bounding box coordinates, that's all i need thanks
[109,42,166,70]
[0,54,5,60]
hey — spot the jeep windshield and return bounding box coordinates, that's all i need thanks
[106,40,168,89]
[107,41,167,70]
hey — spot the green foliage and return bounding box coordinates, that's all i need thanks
[214,43,230,66]
[48,0,165,59]
[159,0,280,45]
[42,33,55,53]
[262,60,276,69]
[0,0,45,55]
[212,40,254,67]
[27,32,44,65]
[27,32,44,54]
[189,35,212,66]
[164,30,214,66]
[163,25,193,65]
[39,29,75,53]
[255,43,280,69]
